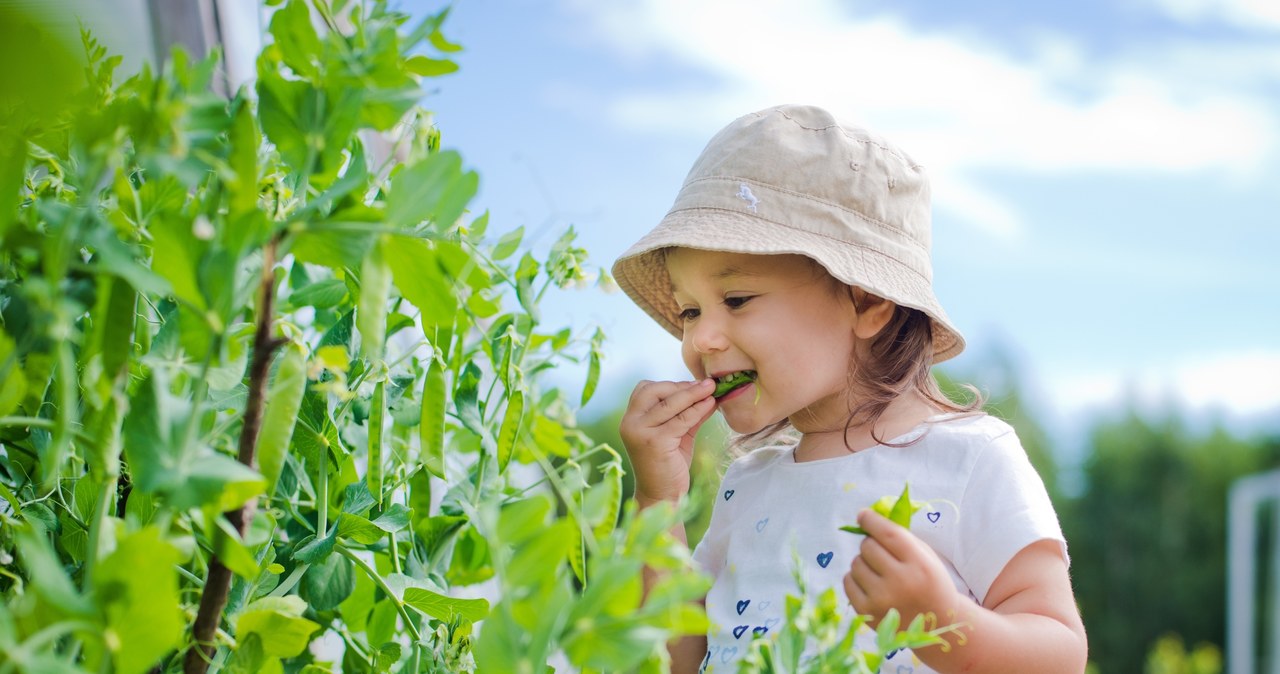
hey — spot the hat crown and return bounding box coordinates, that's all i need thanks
[683,105,932,254]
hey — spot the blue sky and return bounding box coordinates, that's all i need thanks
[79,0,1278,449]
[414,0,1280,445]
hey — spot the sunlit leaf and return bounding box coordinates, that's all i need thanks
[95,527,184,674]
[403,587,489,622]
[235,596,321,658]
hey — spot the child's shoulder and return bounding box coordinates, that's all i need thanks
[924,411,1016,444]
[920,412,1027,463]
[722,444,793,477]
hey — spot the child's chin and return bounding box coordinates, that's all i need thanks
[720,411,778,436]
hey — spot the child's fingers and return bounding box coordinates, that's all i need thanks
[856,509,911,560]
[842,570,871,614]
[855,535,899,576]
[638,379,715,425]
[660,395,717,437]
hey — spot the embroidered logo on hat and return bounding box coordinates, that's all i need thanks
[736,182,760,212]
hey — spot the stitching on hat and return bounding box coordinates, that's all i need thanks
[774,107,924,169]
[683,177,928,251]
[668,206,932,284]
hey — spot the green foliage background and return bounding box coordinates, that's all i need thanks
[0,2,709,672]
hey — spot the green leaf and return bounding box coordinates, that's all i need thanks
[301,550,354,610]
[0,329,27,417]
[235,596,321,658]
[404,55,458,77]
[385,150,478,231]
[184,452,267,512]
[213,516,261,579]
[402,587,489,622]
[286,278,349,310]
[446,525,494,586]
[419,357,447,474]
[373,503,412,532]
[225,633,269,674]
[270,0,323,79]
[336,513,386,545]
[492,225,523,261]
[95,527,184,674]
[453,361,484,438]
[498,495,552,544]
[0,132,24,239]
[342,480,377,516]
[496,390,523,473]
[256,67,310,173]
[258,341,307,493]
[358,236,392,361]
[149,216,208,312]
[384,237,457,329]
[289,228,376,271]
[294,530,337,564]
[15,524,92,616]
[507,519,573,588]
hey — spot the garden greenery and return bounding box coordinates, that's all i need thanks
[0,1,968,672]
[0,2,705,672]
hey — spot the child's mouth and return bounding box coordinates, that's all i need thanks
[712,370,757,399]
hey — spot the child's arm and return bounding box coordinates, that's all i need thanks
[620,378,718,673]
[844,510,1087,673]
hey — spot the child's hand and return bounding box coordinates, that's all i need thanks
[842,509,959,626]
[619,378,718,505]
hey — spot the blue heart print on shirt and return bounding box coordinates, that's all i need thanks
[817,551,834,568]
[753,626,769,636]
[736,599,750,615]
[927,511,941,523]
[733,625,749,639]
[724,489,735,501]
[755,517,769,532]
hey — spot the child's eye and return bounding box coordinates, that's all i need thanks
[724,296,754,310]
[678,307,700,321]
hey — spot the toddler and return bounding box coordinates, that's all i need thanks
[612,105,1087,673]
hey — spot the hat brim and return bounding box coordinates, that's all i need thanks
[611,207,965,364]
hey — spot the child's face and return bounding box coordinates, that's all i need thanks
[667,249,861,435]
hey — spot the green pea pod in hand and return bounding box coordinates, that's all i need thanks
[840,483,923,535]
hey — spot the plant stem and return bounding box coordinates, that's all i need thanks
[337,544,422,642]
[184,241,287,674]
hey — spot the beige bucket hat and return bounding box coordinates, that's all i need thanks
[611,104,965,363]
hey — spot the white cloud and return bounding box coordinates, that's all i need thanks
[1052,350,1280,418]
[562,0,1278,236]
[1146,0,1280,30]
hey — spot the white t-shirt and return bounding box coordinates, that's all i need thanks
[691,413,1066,674]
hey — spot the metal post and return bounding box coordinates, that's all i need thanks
[1229,469,1280,674]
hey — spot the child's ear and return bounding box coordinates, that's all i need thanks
[851,289,896,339]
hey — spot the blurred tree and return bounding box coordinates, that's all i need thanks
[1063,407,1279,673]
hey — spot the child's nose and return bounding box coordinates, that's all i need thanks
[688,316,729,354]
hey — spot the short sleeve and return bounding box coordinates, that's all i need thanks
[954,426,1066,604]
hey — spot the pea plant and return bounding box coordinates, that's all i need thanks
[0,1,706,672]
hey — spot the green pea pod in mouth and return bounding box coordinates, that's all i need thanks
[712,371,757,398]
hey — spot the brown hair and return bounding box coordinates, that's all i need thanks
[732,273,984,455]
